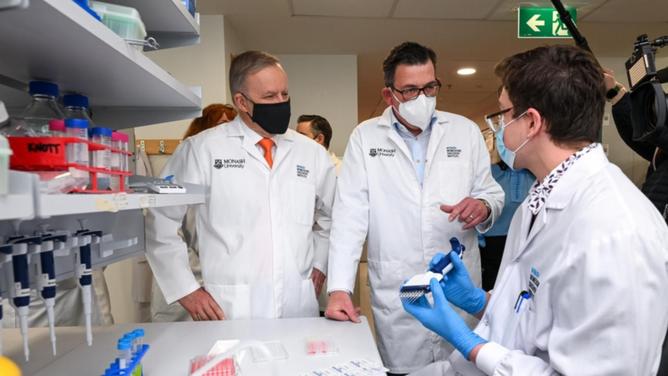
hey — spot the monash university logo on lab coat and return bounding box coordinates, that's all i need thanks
[369,148,396,158]
[213,158,245,169]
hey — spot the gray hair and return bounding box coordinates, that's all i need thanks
[229,51,281,94]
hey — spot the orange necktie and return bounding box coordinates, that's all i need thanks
[257,137,274,168]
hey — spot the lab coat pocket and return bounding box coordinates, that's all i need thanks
[287,181,316,225]
[282,279,319,318]
[204,283,251,319]
[434,160,471,203]
[367,259,405,312]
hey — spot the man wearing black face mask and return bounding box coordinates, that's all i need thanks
[145,51,336,322]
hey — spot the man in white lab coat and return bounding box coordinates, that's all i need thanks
[296,114,342,175]
[404,45,668,375]
[145,51,336,321]
[325,42,504,374]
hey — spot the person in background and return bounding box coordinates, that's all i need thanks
[478,128,534,291]
[403,44,668,376]
[183,103,237,139]
[149,103,237,322]
[296,114,342,174]
[145,51,336,321]
[325,41,503,375]
[604,70,667,223]
[296,113,342,314]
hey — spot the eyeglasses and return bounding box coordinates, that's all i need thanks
[484,108,512,132]
[391,79,442,101]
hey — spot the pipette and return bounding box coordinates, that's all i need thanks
[7,235,42,361]
[0,243,13,356]
[38,233,67,355]
[74,228,101,346]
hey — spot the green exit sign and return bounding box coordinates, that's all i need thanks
[518,7,577,39]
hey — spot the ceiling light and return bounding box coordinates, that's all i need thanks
[457,67,476,76]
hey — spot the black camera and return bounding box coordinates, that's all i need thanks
[625,34,668,149]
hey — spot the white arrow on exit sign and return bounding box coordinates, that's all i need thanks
[527,14,545,32]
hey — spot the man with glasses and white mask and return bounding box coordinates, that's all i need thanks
[325,41,504,375]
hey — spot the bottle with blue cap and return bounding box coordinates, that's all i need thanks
[20,81,65,135]
[63,94,94,126]
[89,127,113,190]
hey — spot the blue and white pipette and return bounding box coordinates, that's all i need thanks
[39,233,67,355]
[74,228,101,346]
[7,235,42,361]
[0,243,14,356]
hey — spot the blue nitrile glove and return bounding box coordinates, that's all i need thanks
[430,251,487,315]
[402,278,487,360]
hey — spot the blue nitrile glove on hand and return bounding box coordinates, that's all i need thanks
[402,278,487,360]
[430,251,487,315]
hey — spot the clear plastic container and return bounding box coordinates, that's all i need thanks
[111,131,123,190]
[90,1,146,50]
[20,81,65,136]
[65,118,89,167]
[89,127,112,190]
[48,119,66,137]
[63,94,94,126]
[117,339,132,370]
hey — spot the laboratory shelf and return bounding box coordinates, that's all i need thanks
[36,183,205,218]
[0,171,38,221]
[108,0,200,49]
[0,0,201,129]
[0,171,204,220]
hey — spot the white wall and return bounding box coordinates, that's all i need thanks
[224,18,245,101]
[133,15,228,140]
[277,54,358,157]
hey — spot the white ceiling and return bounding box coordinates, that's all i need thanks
[198,0,668,123]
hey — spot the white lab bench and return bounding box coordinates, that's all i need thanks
[5,316,383,375]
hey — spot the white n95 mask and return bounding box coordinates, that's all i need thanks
[393,93,436,130]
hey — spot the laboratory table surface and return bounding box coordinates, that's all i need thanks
[4,316,383,375]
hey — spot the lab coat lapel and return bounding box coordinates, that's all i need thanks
[235,120,270,170]
[378,107,413,164]
[272,131,294,171]
[513,206,548,261]
[511,145,607,261]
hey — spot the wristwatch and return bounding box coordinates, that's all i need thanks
[606,84,623,100]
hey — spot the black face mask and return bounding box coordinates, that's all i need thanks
[244,95,291,135]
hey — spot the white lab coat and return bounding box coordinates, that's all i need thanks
[327,107,504,373]
[413,145,668,375]
[145,117,336,319]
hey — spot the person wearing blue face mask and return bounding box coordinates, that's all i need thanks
[403,45,668,376]
[477,128,535,291]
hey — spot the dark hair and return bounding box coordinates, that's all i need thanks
[298,114,333,149]
[229,51,281,94]
[383,42,437,87]
[184,104,237,139]
[495,45,605,146]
